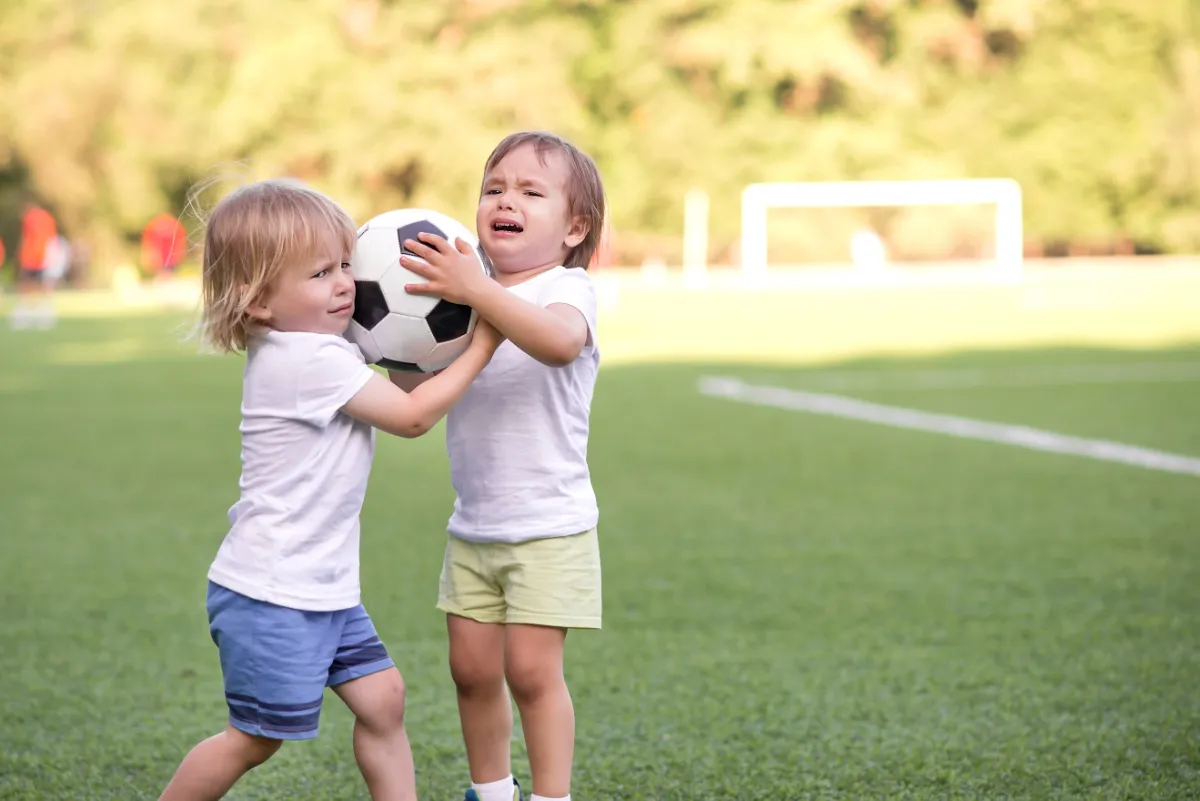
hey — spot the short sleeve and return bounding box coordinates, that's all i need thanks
[537,268,598,348]
[295,337,376,426]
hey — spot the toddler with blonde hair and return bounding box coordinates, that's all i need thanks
[158,178,502,801]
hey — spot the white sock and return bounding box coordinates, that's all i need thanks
[530,795,569,801]
[472,775,517,801]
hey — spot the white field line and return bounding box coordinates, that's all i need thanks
[784,362,1200,391]
[698,376,1200,478]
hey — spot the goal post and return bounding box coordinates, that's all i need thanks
[739,179,1024,282]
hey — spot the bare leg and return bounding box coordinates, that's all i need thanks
[158,724,282,801]
[505,625,572,799]
[333,667,417,801]
[447,614,512,783]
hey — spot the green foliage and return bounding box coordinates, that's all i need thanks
[0,0,1196,277]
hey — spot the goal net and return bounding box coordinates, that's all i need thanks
[737,179,1024,285]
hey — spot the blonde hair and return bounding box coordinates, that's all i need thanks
[198,179,356,352]
[481,131,607,269]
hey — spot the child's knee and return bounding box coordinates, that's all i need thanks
[504,653,563,703]
[225,726,282,768]
[450,650,505,694]
[355,674,408,734]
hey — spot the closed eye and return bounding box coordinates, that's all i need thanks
[524,191,543,197]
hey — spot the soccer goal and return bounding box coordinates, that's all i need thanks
[736,179,1024,284]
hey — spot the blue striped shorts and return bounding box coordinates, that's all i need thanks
[206,581,395,740]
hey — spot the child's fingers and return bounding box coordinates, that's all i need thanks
[403,238,437,258]
[403,281,439,295]
[400,259,444,295]
[399,255,433,275]
[454,237,474,256]
[416,232,451,253]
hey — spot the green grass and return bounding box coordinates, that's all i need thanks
[2,314,1199,799]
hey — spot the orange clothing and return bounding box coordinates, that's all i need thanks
[142,213,187,271]
[19,207,56,270]
[589,222,613,269]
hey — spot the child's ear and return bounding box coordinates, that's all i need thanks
[564,216,589,249]
[242,286,271,323]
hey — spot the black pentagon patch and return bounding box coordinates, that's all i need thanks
[396,221,448,257]
[426,299,473,343]
[377,357,423,373]
[353,281,389,330]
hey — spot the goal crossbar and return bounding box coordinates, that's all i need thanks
[740,179,1024,280]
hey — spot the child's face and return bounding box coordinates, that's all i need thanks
[249,227,355,336]
[476,143,587,275]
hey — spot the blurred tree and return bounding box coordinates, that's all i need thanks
[0,0,1194,279]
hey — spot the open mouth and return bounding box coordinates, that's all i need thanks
[492,220,524,234]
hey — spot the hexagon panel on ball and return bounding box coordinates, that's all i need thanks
[344,320,382,365]
[370,313,437,366]
[376,263,439,318]
[417,330,476,373]
[352,227,405,282]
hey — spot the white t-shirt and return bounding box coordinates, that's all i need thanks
[446,266,600,543]
[208,331,376,611]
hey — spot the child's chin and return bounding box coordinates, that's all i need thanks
[486,250,531,274]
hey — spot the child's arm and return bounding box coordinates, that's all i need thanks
[399,234,588,367]
[388,371,436,392]
[453,282,585,367]
[344,322,502,438]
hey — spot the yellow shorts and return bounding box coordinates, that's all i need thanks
[436,528,602,629]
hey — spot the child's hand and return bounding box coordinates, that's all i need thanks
[470,319,505,355]
[401,234,491,305]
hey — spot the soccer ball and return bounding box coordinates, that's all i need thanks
[345,209,492,373]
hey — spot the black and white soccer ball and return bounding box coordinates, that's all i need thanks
[345,209,492,373]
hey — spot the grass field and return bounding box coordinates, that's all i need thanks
[2,275,1200,799]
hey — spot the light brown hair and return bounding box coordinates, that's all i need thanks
[481,131,606,269]
[198,179,355,352]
